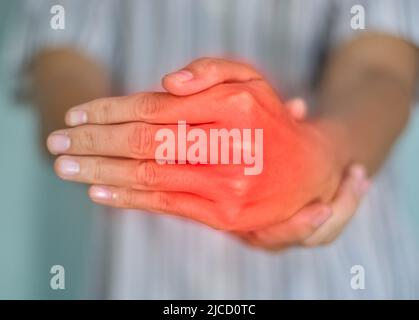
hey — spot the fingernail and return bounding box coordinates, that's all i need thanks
[169,69,194,82]
[57,158,80,176]
[47,134,70,154]
[67,109,87,126]
[350,165,366,180]
[90,186,113,201]
[350,165,370,195]
[312,207,332,227]
[356,179,371,196]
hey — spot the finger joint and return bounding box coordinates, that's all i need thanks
[129,124,153,157]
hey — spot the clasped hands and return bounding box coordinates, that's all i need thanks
[47,58,369,251]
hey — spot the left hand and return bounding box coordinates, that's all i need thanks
[162,58,370,250]
[236,163,369,250]
[47,57,365,249]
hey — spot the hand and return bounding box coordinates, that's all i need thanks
[49,58,346,233]
[236,164,369,250]
[163,58,370,250]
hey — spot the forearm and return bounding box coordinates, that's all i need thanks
[315,34,418,175]
[30,48,111,139]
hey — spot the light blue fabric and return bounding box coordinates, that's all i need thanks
[393,107,419,234]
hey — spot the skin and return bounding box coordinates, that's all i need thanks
[30,48,111,149]
[31,33,418,250]
[48,76,345,232]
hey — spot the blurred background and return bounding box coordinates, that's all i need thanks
[0,0,418,299]
[0,1,95,299]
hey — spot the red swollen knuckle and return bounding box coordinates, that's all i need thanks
[226,90,257,114]
[215,204,243,231]
[228,178,251,198]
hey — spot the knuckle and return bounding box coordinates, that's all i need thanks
[128,124,153,157]
[93,158,104,182]
[215,204,243,231]
[204,60,219,75]
[226,90,257,114]
[91,98,114,123]
[135,93,164,119]
[195,57,220,77]
[78,129,97,153]
[154,192,171,212]
[227,178,251,198]
[120,189,134,207]
[135,161,158,187]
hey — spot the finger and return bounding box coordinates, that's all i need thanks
[54,156,220,195]
[302,164,370,247]
[284,98,307,120]
[48,122,236,163]
[65,91,221,126]
[162,57,262,96]
[239,203,332,250]
[88,185,221,228]
[47,123,181,159]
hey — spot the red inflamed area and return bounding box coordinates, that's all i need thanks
[151,82,342,231]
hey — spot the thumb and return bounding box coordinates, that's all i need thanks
[162,57,262,96]
[302,164,370,247]
[284,98,308,120]
[236,203,332,251]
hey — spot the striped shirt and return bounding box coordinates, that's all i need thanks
[16,0,419,299]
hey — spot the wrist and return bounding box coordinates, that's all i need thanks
[309,117,353,169]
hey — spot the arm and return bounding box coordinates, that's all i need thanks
[315,34,419,175]
[30,48,111,147]
[301,34,418,246]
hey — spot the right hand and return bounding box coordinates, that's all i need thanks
[163,58,370,250]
